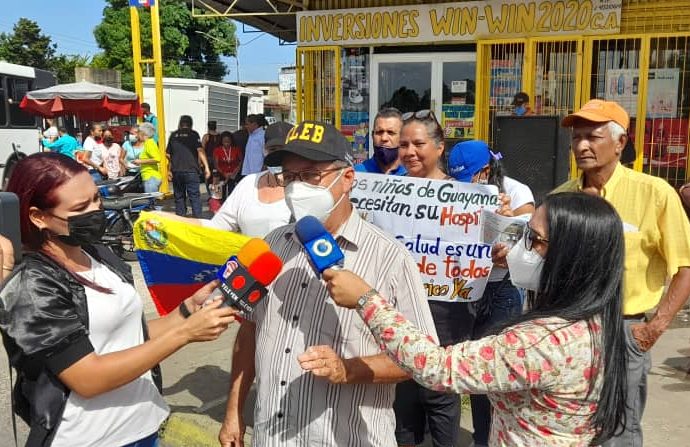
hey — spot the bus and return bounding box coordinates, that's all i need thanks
[0,61,56,188]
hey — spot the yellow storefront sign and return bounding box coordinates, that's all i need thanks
[297,0,622,46]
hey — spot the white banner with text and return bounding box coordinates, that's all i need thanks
[351,173,499,303]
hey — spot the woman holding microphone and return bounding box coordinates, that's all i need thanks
[0,153,239,447]
[304,192,627,446]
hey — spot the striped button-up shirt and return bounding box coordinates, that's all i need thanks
[248,208,438,447]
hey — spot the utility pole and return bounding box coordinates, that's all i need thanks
[129,0,169,193]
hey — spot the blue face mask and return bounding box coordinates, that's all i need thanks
[514,105,527,116]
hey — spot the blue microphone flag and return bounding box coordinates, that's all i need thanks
[294,216,345,276]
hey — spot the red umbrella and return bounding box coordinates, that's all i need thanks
[20,81,141,121]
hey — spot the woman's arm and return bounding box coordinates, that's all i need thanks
[58,283,238,398]
[323,269,569,395]
[146,282,216,338]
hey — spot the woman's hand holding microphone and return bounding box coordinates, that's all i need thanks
[179,281,240,343]
[322,268,374,309]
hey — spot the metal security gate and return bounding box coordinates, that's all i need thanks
[478,32,690,186]
[296,46,341,127]
[475,41,525,146]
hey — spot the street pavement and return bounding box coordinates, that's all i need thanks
[1,195,689,446]
[2,257,688,446]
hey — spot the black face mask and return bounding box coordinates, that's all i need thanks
[103,137,114,146]
[51,209,107,246]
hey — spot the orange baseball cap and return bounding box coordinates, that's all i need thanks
[561,99,629,130]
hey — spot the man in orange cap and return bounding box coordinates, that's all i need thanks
[554,99,690,445]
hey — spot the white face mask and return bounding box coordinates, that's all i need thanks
[506,237,544,291]
[285,169,345,222]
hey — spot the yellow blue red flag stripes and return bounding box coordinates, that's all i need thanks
[134,211,250,315]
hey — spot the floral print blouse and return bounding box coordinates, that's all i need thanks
[359,295,604,446]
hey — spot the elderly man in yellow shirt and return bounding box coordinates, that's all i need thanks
[549,99,690,446]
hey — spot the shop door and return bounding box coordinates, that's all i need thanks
[371,53,476,140]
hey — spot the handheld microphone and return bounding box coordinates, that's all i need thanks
[216,238,270,281]
[218,251,283,314]
[214,238,283,314]
[294,216,344,277]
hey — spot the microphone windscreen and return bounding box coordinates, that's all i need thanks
[294,216,326,243]
[237,238,271,266]
[247,252,283,286]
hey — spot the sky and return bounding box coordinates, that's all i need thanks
[0,1,296,83]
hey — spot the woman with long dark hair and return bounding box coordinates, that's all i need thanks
[447,139,535,446]
[0,153,238,447]
[314,192,627,445]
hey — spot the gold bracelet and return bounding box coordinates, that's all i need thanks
[2,266,13,271]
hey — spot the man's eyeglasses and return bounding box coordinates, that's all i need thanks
[274,167,343,187]
[524,225,549,251]
[402,109,437,122]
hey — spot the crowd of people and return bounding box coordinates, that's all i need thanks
[39,110,272,211]
[1,98,689,447]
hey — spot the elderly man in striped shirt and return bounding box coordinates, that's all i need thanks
[219,120,437,447]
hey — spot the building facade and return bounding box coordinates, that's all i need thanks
[203,0,690,185]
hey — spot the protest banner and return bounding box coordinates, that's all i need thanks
[350,172,499,302]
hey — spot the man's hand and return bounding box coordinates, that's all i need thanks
[205,168,212,181]
[298,345,348,384]
[219,412,245,447]
[630,321,663,352]
[491,242,510,269]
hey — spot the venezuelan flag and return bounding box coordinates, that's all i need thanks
[134,211,250,315]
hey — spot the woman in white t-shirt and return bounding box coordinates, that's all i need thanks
[82,123,107,182]
[0,153,239,447]
[447,139,535,447]
[101,128,125,180]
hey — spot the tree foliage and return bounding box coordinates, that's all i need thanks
[93,0,237,90]
[0,18,57,69]
[51,55,94,84]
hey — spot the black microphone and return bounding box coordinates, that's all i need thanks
[218,251,283,314]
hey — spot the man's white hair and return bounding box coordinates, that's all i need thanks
[607,121,626,140]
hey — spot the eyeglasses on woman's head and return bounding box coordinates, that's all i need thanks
[402,109,437,122]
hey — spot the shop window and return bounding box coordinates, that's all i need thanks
[534,41,578,116]
[643,36,690,187]
[378,62,431,113]
[341,47,370,164]
[442,61,476,141]
[8,78,36,127]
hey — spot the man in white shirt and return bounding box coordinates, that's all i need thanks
[219,120,438,447]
